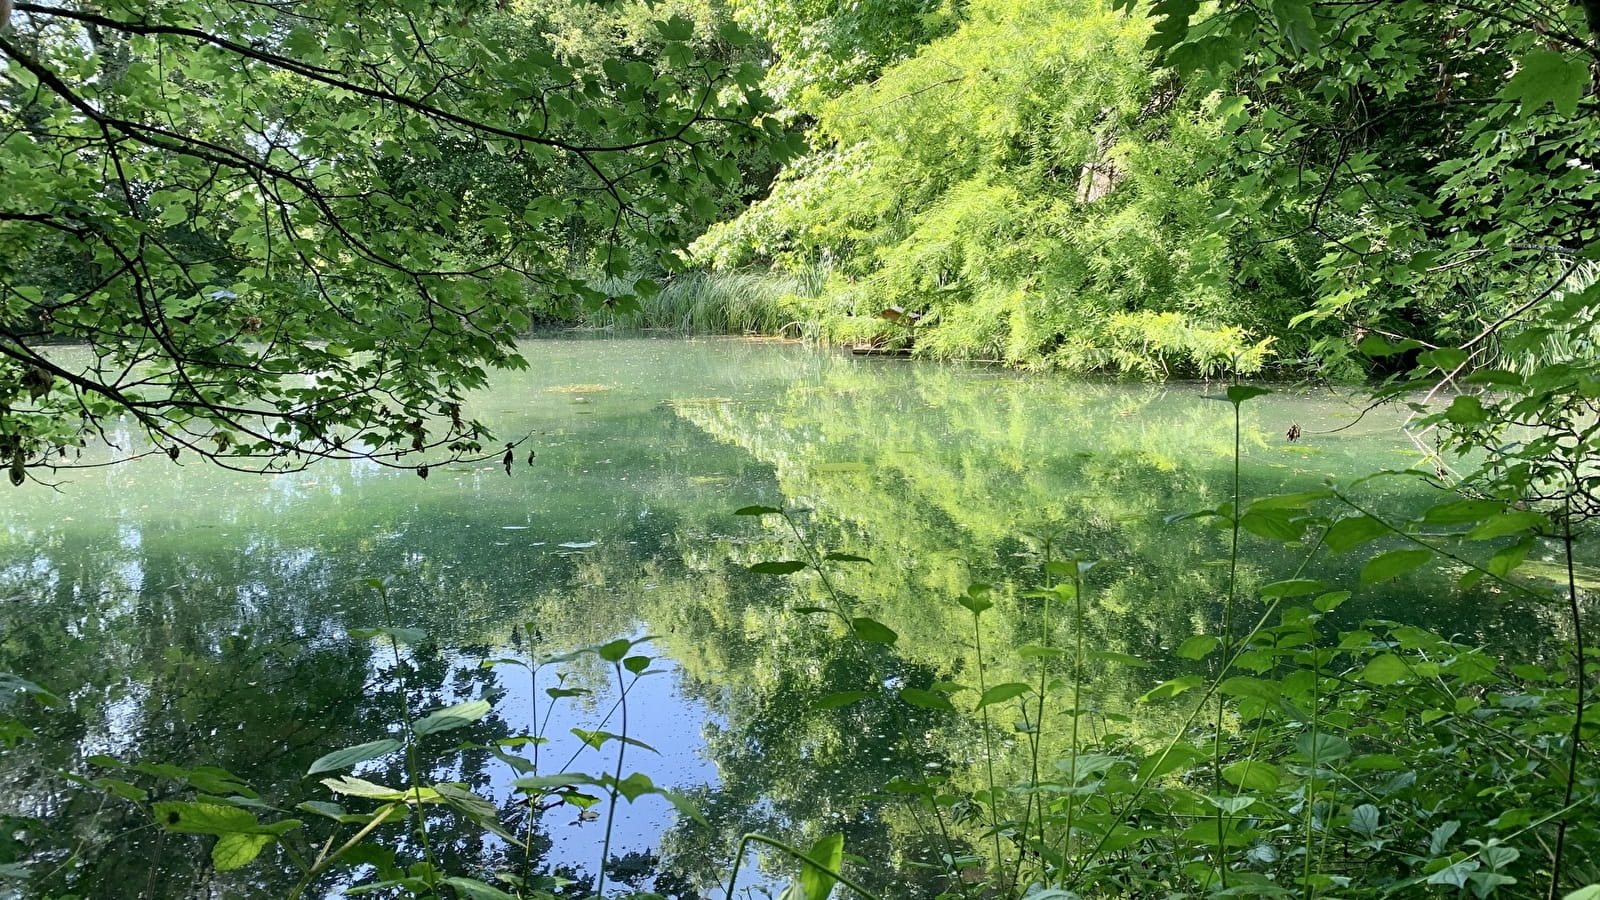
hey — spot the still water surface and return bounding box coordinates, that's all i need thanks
[0,337,1554,898]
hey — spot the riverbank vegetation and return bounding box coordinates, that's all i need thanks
[4,0,1600,897]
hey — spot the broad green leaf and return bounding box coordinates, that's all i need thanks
[1443,395,1488,424]
[1503,49,1589,116]
[1240,508,1306,542]
[1136,743,1207,782]
[1226,384,1271,405]
[733,505,781,516]
[442,877,518,900]
[1222,760,1282,791]
[1219,676,1279,701]
[975,682,1031,709]
[1422,500,1503,525]
[1314,591,1352,612]
[321,777,442,804]
[1176,635,1219,659]
[1466,512,1545,540]
[1324,515,1388,553]
[153,802,297,837]
[212,832,275,871]
[898,688,955,712]
[412,700,491,736]
[1294,732,1350,765]
[822,552,872,563]
[850,617,898,644]
[597,638,633,662]
[1348,803,1379,837]
[306,739,401,776]
[1139,675,1202,702]
[1360,653,1410,685]
[1430,819,1461,855]
[796,833,844,900]
[1361,548,1432,586]
[1563,886,1600,900]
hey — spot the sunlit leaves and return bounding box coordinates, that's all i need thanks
[975,683,1030,710]
[306,739,402,776]
[411,699,491,736]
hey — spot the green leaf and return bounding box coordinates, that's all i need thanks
[1348,803,1379,837]
[1176,635,1220,660]
[1226,384,1271,405]
[898,688,955,712]
[1503,49,1589,116]
[1466,512,1545,540]
[1222,760,1282,791]
[975,682,1031,709]
[1324,515,1388,553]
[1361,548,1432,585]
[1563,886,1600,900]
[822,552,872,563]
[1422,500,1504,525]
[321,777,442,804]
[733,505,781,516]
[813,690,872,710]
[1139,675,1202,702]
[1219,676,1279,701]
[1429,819,1461,855]
[412,700,491,736]
[1269,0,1318,51]
[850,617,898,644]
[1443,394,1488,425]
[442,876,519,900]
[1360,653,1411,685]
[750,560,807,575]
[1294,732,1351,765]
[597,638,633,662]
[1240,508,1306,542]
[212,832,275,871]
[796,833,844,900]
[1258,579,1324,599]
[1314,590,1352,612]
[296,801,347,821]
[306,739,401,776]
[153,802,296,836]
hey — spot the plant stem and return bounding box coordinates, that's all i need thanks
[376,582,436,891]
[972,606,1007,890]
[1546,496,1585,900]
[595,663,632,897]
[725,833,885,900]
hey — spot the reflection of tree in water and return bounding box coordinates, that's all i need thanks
[655,595,976,899]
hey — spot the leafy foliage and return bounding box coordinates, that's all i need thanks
[0,0,781,478]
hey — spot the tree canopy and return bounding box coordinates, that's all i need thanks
[0,0,785,480]
[700,0,1600,377]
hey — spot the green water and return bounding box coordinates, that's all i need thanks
[0,337,1557,898]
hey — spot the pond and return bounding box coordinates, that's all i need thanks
[0,336,1561,898]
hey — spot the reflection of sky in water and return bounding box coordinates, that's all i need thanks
[0,336,1544,899]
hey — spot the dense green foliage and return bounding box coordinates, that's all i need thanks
[6,0,1600,897]
[695,0,1600,378]
[0,0,788,478]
